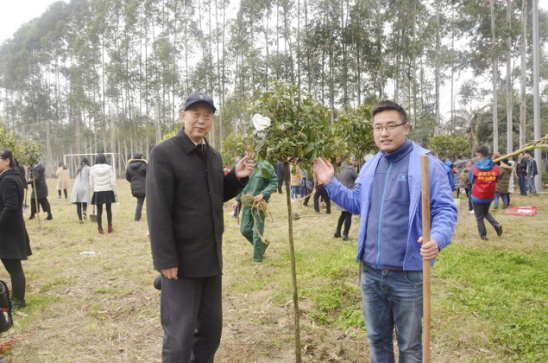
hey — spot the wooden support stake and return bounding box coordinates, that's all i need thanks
[421,154,431,363]
[283,162,302,363]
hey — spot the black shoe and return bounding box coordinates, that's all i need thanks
[46,214,53,220]
[342,235,349,241]
[28,215,35,220]
[135,218,140,222]
[494,224,503,237]
[153,275,162,291]
[12,299,26,310]
[481,236,488,241]
[334,232,341,238]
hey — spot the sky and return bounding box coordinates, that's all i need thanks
[0,0,547,120]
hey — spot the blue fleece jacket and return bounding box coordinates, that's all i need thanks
[325,140,458,271]
[444,160,455,192]
[469,158,499,204]
[363,139,412,270]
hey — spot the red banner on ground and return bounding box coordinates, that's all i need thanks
[503,206,537,217]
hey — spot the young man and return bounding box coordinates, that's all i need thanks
[516,153,528,195]
[28,161,52,220]
[147,92,254,363]
[469,146,503,240]
[525,151,538,194]
[313,100,457,362]
[125,153,147,222]
[233,159,277,263]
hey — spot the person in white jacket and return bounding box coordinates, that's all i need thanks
[90,154,118,234]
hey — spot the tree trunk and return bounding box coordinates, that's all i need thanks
[506,0,513,155]
[519,0,527,148]
[376,0,384,99]
[451,0,455,134]
[491,0,499,153]
[412,0,418,128]
[435,0,441,135]
[283,162,302,363]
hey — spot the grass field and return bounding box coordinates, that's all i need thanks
[1,178,546,362]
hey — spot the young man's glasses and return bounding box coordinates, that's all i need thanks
[372,123,405,132]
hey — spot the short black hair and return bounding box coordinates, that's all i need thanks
[502,159,509,164]
[524,151,532,156]
[95,153,108,165]
[372,100,408,124]
[476,146,490,158]
[133,152,143,159]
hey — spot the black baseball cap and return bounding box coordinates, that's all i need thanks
[182,92,216,113]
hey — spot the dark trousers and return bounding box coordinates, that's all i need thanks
[58,189,68,199]
[466,188,473,211]
[96,203,112,229]
[336,211,352,236]
[518,174,527,195]
[456,187,470,199]
[76,202,88,221]
[161,274,222,363]
[30,197,51,216]
[135,197,145,221]
[314,185,331,214]
[302,188,313,206]
[277,179,284,193]
[473,202,499,238]
[1,259,26,302]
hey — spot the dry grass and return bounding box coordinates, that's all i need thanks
[0,180,546,362]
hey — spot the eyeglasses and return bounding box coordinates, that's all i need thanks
[372,123,405,132]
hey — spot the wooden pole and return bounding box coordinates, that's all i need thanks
[283,162,302,363]
[421,155,431,363]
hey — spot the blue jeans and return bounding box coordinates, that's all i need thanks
[518,174,527,195]
[361,264,423,363]
[528,178,536,194]
[291,186,299,199]
[494,192,509,209]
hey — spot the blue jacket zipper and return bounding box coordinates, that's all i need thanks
[376,160,392,269]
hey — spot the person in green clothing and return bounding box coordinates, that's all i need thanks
[232,160,278,262]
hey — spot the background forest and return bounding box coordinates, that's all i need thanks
[0,0,547,176]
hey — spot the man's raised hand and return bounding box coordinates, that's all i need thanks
[235,155,255,180]
[313,158,335,186]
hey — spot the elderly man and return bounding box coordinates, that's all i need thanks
[147,92,254,363]
[313,100,457,362]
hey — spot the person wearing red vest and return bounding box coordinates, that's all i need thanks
[468,146,503,240]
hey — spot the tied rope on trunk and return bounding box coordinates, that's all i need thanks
[240,194,272,246]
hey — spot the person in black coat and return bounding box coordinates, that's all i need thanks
[146,92,254,363]
[126,153,148,222]
[28,162,52,220]
[0,149,32,310]
[276,161,285,193]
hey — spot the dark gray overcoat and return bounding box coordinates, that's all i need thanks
[146,129,247,278]
[0,169,32,260]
